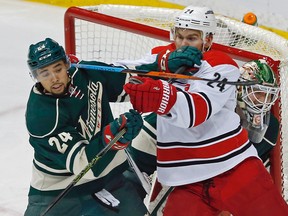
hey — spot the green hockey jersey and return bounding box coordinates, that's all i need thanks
[25,60,130,196]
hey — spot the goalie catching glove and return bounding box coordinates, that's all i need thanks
[124,77,177,115]
[103,109,143,150]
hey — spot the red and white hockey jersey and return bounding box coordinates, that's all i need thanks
[117,43,258,187]
[156,45,258,186]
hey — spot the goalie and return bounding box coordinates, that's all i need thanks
[237,59,280,166]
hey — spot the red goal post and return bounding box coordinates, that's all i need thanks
[64,5,288,200]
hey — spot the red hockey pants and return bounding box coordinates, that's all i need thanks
[163,157,288,216]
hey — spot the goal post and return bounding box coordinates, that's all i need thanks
[64,5,288,200]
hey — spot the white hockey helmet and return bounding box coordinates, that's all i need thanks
[171,6,217,41]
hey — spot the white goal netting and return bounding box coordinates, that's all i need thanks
[64,4,288,201]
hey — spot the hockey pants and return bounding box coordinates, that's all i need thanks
[163,157,288,216]
[24,170,146,216]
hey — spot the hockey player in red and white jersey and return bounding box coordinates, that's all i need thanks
[124,5,288,216]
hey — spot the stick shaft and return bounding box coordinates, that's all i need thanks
[71,63,258,86]
[124,149,151,194]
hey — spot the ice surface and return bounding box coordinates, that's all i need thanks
[0,1,66,215]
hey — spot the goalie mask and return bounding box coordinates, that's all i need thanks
[27,38,69,82]
[170,6,217,42]
[238,59,280,143]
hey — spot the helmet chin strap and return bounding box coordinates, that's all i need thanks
[203,42,212,52]
[203,33,213,52]
[200,31,207,52]
[201,43,207,53]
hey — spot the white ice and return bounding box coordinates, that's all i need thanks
[0,1,66,215]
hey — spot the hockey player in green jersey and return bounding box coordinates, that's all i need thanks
[24,38,146,216]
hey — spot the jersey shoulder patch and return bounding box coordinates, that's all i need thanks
[203,50,238,68]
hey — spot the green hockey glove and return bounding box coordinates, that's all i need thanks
[103,109,143,150]
[160,46,202,73]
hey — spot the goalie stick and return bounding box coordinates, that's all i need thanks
[41,128,127,216]
[71,63,259,86]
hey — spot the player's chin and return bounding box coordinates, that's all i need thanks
[50,85,66,96]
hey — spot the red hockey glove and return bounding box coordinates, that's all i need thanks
[68,54,80,64]
[103,109,143,150]
[157,46,202,73]
[124,77,177,115]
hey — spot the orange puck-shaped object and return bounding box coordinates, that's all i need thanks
[242,12,258,26]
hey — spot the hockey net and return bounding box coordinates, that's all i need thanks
[64,5,288,201]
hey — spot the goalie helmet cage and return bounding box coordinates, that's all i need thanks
[64,5,288,201]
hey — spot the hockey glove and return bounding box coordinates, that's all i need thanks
[135,61,158,71]
[68,54,79,64]
[103,109,143,150]
[159,46,202,73]
[124,76,177,115]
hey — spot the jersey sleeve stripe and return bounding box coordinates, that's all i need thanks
[33,159,71,176]
[66,140,89,173]
[180,91,194,128]
[179,91,212,128]
[198,92,212,120]
[190,92,211,126]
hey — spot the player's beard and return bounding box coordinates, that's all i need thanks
[50,82,69,97]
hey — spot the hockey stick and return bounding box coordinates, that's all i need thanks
[147,185,174,216]
[125,66,186,197]
[124,149,152,194]
[71,63,259,86]
[145,67,185,216]
[40,128,127,216]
